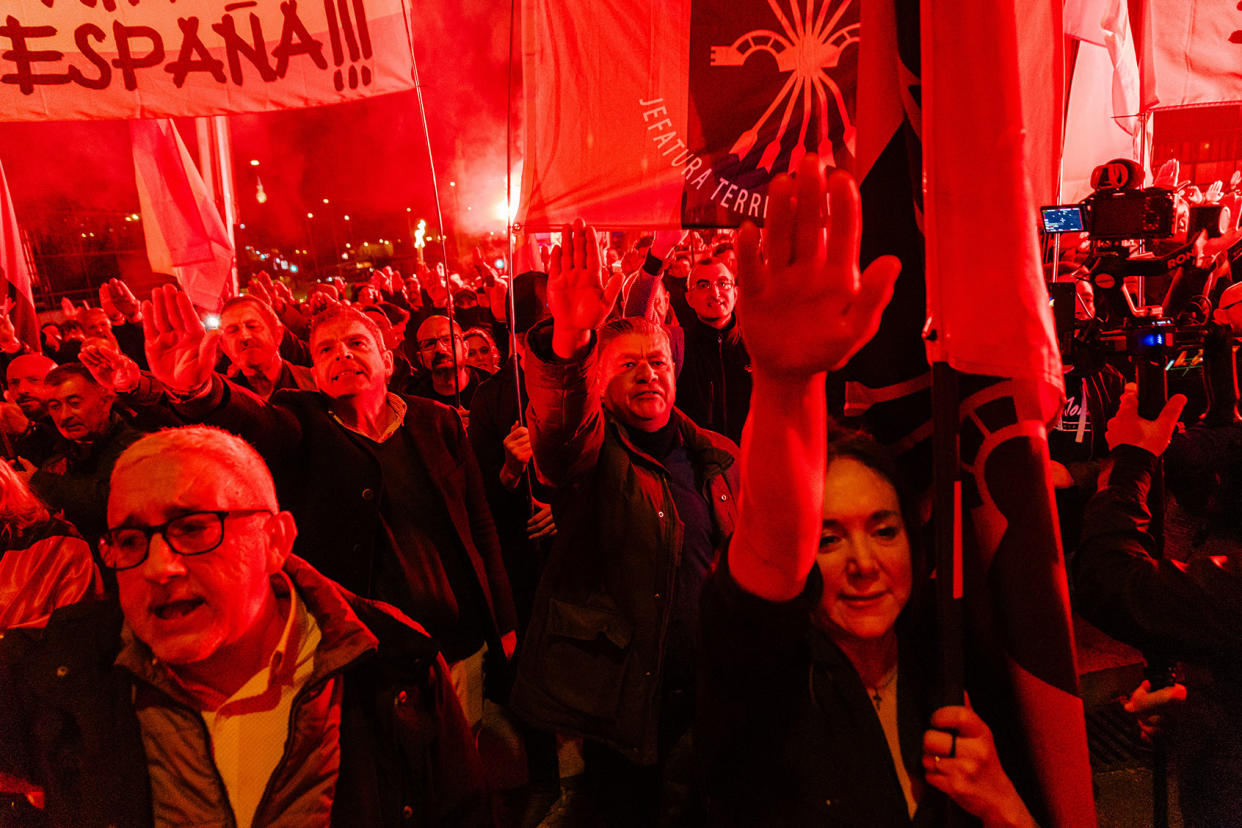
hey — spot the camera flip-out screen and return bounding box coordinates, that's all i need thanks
[1041,205,1086,234]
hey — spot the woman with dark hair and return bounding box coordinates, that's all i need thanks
[696,157,1036,827]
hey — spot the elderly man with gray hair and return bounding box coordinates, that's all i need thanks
[0,425,489,827]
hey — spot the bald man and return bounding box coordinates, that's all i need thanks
[2,353,58,466]
[408,315,489,413]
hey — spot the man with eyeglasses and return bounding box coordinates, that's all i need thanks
[0,426,489,827]
[141,287,518,734]
[676,258,753,443]
[408,315,488,415]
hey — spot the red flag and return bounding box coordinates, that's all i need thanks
[131,120,234,313]
[921,1,1092,826]
[519,0,860,229]
[0,158,40,353]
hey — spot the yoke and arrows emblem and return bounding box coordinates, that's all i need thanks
[710,0,859,172]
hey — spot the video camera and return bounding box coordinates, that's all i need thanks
[1041,158,1241,243]
[1041,159,1233,418]
[1040,159,1176,241]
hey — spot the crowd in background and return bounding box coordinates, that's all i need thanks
[0,157,1239,828]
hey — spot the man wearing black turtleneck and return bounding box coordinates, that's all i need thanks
[676,259,752,443]
[511,222,738,827]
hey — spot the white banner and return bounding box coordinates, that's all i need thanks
[0,0,415,121]
[1142,0,1242,110]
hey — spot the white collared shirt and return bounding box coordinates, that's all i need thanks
[200,572,323,828]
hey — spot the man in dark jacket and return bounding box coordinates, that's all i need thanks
[216,295,315,400]
[1,354,60,467]
[0,426,489,826]
[1074,383,1242,827]
[25,363,142,540]
[675,258,752,443]
[512,221,738,826]
[142,286,517,731]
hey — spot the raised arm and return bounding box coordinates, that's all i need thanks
[728,155,899,601]
[547,220,624,359]
[143,284,220,396]
[523,220,625,486]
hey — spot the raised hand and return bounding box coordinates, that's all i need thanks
[0,313,17,347]
[737,154,900,381]
[270,277,296,311]
[1105,382,1186,455]
[60,297,85,321]
[308,291,342,316]
[649,228,688,261]
[425,263,450,307]
[547,219,623,358]
[474,246,511,321]
[247,271,284,313]
[80,343,141,393]
[143,284,219,395]
[102,278,141,321]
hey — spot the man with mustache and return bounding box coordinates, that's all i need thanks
[0,426,489,826]
[217,295,314,400]
[143,287,517,731]
[26,363,141,539]
[408,315,488,414]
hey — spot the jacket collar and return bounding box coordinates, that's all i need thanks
[608,408,735,478]
[116,555,380,710]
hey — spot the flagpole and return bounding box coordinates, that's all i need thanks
[409,39,463,410]
[506,0,525,429]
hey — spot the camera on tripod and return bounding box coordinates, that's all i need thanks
[1041,158,1239,243]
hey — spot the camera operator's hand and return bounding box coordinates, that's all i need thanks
[1105,382,1187,456]
[1123,679,1187,743]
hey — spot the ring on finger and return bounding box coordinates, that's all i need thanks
[933,755,941,769]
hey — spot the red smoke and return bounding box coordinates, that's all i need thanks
[0,0,518,268]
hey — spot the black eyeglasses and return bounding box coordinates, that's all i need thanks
[100,509,273,571]
[691,278,736,292]
[417,334,463,352]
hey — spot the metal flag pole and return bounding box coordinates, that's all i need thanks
[409,43,463,410]
[506,0,526,429]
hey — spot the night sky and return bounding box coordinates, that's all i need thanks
[0,0,519,260]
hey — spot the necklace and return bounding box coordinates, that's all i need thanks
[866,666,898,709]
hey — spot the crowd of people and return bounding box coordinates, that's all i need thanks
[0,154,1238,828]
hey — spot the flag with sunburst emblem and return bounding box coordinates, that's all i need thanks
[518,0,860,229]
